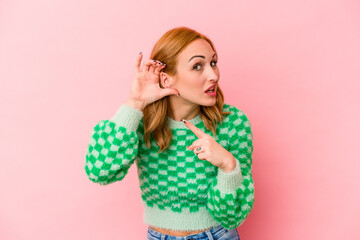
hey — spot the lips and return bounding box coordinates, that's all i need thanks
[205,84,217,92]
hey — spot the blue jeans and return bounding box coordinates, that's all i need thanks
[147,225,240,240]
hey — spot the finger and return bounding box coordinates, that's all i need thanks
[154,64,166,76]
[149,61,159,73]
[154,62,166,75]
[154,65,166,75]
[143,60,157,72]
[186,139,202,150]
[194,147,205,156]
[183,120,208,138]
[159,88,180,99]
[196,152,206,160]
[136,52,143,72]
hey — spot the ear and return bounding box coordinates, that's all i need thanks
[160,72,175,88]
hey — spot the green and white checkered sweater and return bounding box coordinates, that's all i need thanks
[84,103,254,231]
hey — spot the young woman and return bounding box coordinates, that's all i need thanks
[85,26,255,240]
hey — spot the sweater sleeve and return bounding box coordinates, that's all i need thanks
[206,108,255,229]
[84,104,143,185]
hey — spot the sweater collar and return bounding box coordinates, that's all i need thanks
[167,113,202,129]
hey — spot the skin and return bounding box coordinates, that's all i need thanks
[160,38,220,122]
[185,120,236,172]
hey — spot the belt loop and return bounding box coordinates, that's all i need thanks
[205,230,214,240]
[160,234,166,240]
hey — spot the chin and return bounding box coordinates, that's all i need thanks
[200,100,217,107]
[184,95,217,107]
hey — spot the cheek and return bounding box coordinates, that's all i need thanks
[190,80,205,92]
[182,76,203,89]
[177,72,205,92]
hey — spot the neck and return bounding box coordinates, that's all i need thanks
[168,95,201,121]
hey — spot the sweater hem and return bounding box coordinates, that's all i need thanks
[143,202,221,231]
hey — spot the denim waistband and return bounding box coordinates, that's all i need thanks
[147,224,224,239]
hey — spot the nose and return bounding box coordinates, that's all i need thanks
[207,66,219,83]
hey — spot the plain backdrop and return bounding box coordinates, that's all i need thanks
[1,0,359,239]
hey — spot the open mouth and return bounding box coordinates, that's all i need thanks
[205,88,216,96]
[205,85,216,93]
[205,88,215,93]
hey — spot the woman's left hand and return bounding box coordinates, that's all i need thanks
[183,119,235,171]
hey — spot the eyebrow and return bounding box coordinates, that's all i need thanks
[188,53,217,62]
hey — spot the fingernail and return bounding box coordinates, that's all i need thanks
[182,119,187,124]
[139,51,142,55]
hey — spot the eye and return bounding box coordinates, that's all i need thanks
[193,61,218,71]
[211,60,217,67]
[193,63,202,71]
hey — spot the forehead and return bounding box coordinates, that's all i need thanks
[178,39,215,60]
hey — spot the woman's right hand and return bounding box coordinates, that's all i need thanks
[127,52,180,110]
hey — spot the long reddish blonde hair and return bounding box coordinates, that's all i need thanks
[143,26,230,152]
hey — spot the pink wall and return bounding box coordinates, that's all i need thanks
[1,0,359,239]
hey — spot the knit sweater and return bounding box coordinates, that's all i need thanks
[84,103,255,231]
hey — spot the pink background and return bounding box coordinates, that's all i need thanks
[1,0,359,239]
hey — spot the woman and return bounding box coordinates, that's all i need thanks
[85,26,254,240]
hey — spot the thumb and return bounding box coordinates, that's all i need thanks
[160,88,180,98]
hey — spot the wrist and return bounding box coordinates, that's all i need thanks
[127,98,145,111]
[219,155,236,173]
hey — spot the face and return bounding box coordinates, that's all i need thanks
[162,38,220,107]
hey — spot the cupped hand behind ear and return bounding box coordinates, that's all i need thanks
[128,52,180,109]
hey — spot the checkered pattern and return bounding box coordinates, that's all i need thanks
[206,107,254,229]
[84,103,254,230]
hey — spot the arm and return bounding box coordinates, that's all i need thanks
[207,108,255,229]
[84,103,143,185]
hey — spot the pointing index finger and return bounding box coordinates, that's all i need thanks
[182,119,207,138]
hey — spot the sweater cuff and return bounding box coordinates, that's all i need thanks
[216,159,243,193]
[110,104,144,131]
